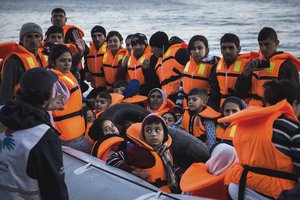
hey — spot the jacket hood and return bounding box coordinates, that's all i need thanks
[0,100,51,130]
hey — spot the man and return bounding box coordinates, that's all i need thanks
[0,22,47,105]
[235,27,300,106]
[149,31,189,103]
[0,67,68,199]
[208,33,254,111]
[84,25,107,100]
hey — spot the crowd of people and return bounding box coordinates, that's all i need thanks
[0,7,300,200]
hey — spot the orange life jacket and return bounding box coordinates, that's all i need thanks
[127,45,152,85]
[249,52,300,106]
[0,42,48,94]
[126,123,172,193]
[219,100,298,199]
[216,53,255,107]
[51,69,85,141]
[155,43,187,97]
[84,122,94,144]
[147,98,175,116]
[181,106,221,141]
[91,136,124,161]
[215,123,236,145]
[86,42,107,89]
[102,48,127,87]
[180,163,227,200]
[63,24,85,38]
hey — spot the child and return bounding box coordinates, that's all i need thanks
[162,112,177,127]
[107,114,182,193]
[216,96,247,145]
[94,91,112,118]
[180,88,221,149]
[112,80,128,94]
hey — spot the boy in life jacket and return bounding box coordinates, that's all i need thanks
[216,96,247,146]
[94,91,112,118]
[107,114,182,193]
[179,87,221,149]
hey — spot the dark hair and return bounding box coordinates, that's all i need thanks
[16,89,51,106]
[51,8,66,15]
[107,31,123,42]
[113,80,128,89]
[263,80,300,106]
[51,8,66,16]
[220,96,247,114]
[45,25,64,38]
[48,44,72,67]
[188,35,209,53]
[125,34,134,41]
[142,116,168,143]
[96,91,112,105]
[220,33,240,48]
[162,111,177,121]
[64,27,80,43]
[188,87,208,101]
[258,27,278,42]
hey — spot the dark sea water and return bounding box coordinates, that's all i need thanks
[1,0,300,56]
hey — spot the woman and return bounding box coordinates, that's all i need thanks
[102,31,127,90]
[147,88,175,116]
[48,44,91,153]
[219,79,300,200]
[176,35,218,109]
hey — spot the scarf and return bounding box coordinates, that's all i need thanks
[154,142,179,193]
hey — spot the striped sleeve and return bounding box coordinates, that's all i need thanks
[272,116,300,175]
[106,150,134,173]
[175,78,185,108]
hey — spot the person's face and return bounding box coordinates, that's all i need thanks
[51,12,67,27]
[94,96,109,112]
[108,35,121,55]
[223,102,241,117]
[125,38,132,54]
[162,113,176,127]
[21,32,42,55]
[144,123,164,148]
[86,110,96,123]
[258,38,279,59]
[190,40,208,63]
[47,33,64,44]
[92,32,106,50]
[102,120,120,135]
[221,42,241,65]
[132,43,146,58]
[151,46,163,58]
[113,86,126,94]
[149,91,163,111]
[188,95,206,113]
[54,52,72,74]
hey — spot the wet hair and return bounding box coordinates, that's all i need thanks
[258,27,278,42]
[16,89,51,106]
[263,79,300,106]
[96,91,112,105]
[188,35,209,53]
[188,87,208,101]
[125,34,134,41]
[106,31,123,42]
[51,8,66,15]
[113,80,128,89]
[220,33,240,48]
[45,25,64,38]
[48,44,72,67]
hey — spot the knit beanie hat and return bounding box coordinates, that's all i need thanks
[149,31,169,49]
[91,25,106,37]
[131,33,148,46]
[122,79,140,98]
[141,114,168,143]
[19,22,43,41]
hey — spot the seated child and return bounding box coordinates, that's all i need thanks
[162,112,177,127]
[107,114,182,193]
[94,91,112,118]
[179,88,221,149]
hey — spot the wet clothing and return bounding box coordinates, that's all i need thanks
[0,100,68,200]
[235,51,299,106]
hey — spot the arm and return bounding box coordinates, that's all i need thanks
[142,55,161,94]
[174,48,190,66]
[0,55,24,105]
[27,129,69,200]
[203,118,216,149]
[278,59,299,84]
[207,64,221,111]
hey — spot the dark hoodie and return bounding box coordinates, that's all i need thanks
[0,100,69,200]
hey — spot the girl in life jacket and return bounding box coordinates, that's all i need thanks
[106,114,183,193]
[215,96,247,146]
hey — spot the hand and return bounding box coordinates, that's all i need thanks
[132,169,150,180]
[121,57,129,69]
[44,94,66,111]
[72,29,85,57]
[142,59,150,69]
[85,72,92,82]
[243,58,264,76]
